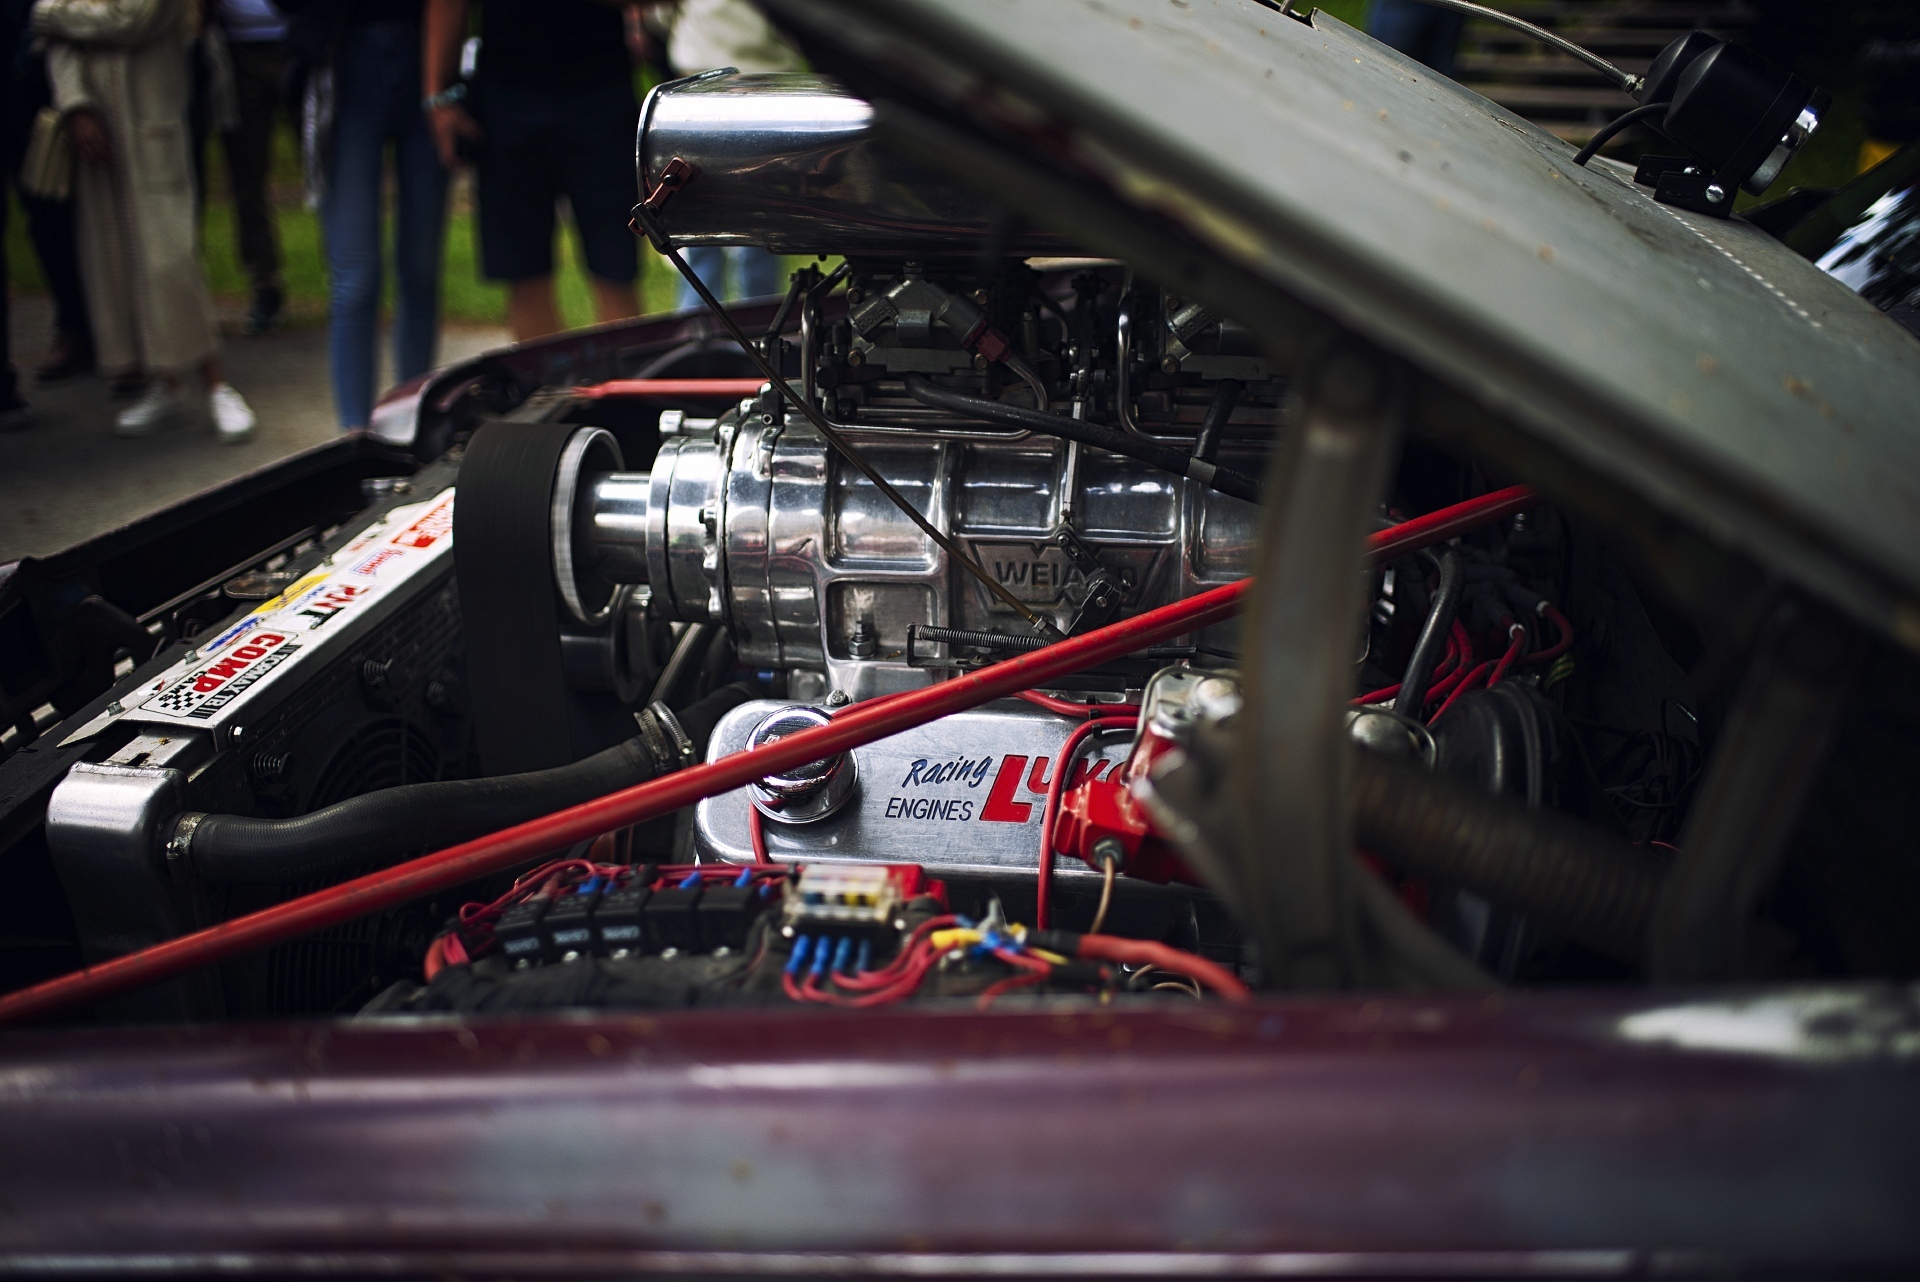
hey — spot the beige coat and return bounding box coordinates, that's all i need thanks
[34,0,217,374]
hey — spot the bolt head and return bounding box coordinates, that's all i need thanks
[1706,183,1726,203]
[1160,356,1180,374]
[825,689,851,707]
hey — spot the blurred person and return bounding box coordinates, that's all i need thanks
[33,0,258,442]
[423,0,641,342]
[662,0,799,308]
[1366,0,1464,79]
[0,0,33,428]
[283,0,447,431]
[4,0,93,388]
[212,0,288,334]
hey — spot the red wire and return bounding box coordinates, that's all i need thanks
[569,377,769,401]
[976,948,1053,1009]
[748,800,773,866]
[1486,623,1527,688]
[1075,934,1250,1001]
[1354,633,1461,707]
[422,935,447,982]
[1035,718,1122,930]
[830,916,958,990]
[0,486,1534,1026]
[1520,603,1574,665]
[1428,660,1491,725]
[1015,690,1141,718]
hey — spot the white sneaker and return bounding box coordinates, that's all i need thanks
[113,384,184,438]
[209,382,256,444]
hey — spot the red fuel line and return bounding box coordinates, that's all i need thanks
[569,378,769,401]
[0,485,1536,1025]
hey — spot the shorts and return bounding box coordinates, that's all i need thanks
[476,79,641,284]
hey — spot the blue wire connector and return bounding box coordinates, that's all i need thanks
[854,939,873,974]
[678,871,701,890]
[785,936,812,975]
[811,935,834,978]
[734,868,753,887]
[831,936,854,974]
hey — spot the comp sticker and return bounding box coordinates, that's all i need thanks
[125,488,457,728]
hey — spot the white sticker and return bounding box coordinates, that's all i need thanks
[125,489,457,728]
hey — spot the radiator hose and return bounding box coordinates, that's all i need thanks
[182,684,755,886]
[1351,751,1668,964]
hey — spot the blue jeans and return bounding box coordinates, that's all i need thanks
[322,23,449,429]
[1366,0,1465,79]
[676,245,787,310]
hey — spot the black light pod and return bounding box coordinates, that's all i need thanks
[1625,34,1825,218]
[1636,30,1720,107]
[1665,43,1823,197]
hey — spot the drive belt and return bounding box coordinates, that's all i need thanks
[455,421,579,776]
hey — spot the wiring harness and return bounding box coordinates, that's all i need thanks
[782,912,1249,1010]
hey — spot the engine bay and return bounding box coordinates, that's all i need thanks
[2,69,1916,1028]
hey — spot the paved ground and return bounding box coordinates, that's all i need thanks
[0,295,506,562]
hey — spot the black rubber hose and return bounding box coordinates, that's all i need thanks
[903,375,1262,504]
[1193,378,1240,466]
[1352,751,1668,964]
[1573,102,1669,167]
[189,685,755,886]
[1394,547,1463,718]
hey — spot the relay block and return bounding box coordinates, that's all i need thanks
[782,864,943,938]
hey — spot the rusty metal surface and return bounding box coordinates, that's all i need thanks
[764,0,1920,649]
[1,987,1916,1274]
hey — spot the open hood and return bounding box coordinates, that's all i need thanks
[765,0,1920,646]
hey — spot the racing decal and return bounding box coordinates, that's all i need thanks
[882,750,1114,825]
[390,499,453,549]
[125,489,457,729]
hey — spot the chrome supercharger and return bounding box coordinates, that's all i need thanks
[586,414,1258,702]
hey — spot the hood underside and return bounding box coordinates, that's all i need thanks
[764,0,1920,646]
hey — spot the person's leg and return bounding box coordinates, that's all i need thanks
[222,39,286,328]
[0,169,24,428]
[5,47,91,372]
[187,35,211,226]
[507,278,563,340]
[562,81,642,327]
[385,23,448,382]
[677,245,725,311]
[476,85,561,342]
[18,190,94,374]
[1420,11,1466,80]
[321,27,391,428]
[590,277,638,326]
[729,246,786,300]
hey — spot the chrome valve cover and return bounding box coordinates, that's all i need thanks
[696,699,1133,875]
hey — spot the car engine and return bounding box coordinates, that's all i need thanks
[8,67,1897,1026]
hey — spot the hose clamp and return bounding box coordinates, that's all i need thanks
[634,701,696,777]
[166,812,206,870]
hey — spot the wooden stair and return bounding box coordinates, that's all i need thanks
[1452,0,1754,141]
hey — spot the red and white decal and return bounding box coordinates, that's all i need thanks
[126,489,457,728]
[390,499,453,550]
